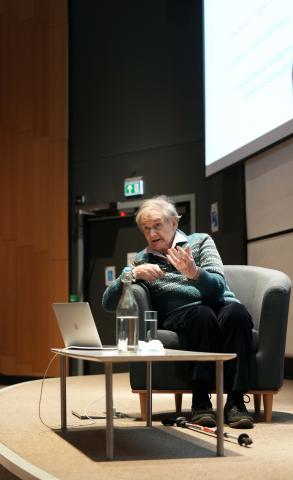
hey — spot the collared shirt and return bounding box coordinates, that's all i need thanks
[144,229,187,259]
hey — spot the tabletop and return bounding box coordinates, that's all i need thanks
[51,347,236,364]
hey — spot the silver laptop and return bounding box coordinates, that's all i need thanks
[52,302,116,350]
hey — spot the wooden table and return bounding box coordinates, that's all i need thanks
[51,348,236,460]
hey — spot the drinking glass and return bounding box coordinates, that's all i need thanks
[144,311,158,341]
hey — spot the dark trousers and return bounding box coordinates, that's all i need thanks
[162,302,254,394]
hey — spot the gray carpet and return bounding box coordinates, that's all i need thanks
[1,374,293,479]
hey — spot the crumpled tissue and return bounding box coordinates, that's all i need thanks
[138,340,165,352]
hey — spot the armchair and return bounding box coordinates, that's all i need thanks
[130,265,291,422]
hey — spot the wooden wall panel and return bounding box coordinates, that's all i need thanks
[15,132,34,246]
[0,356,16,376]
[0,129,17,239]
[49,0,67,27]
[32,252,50,374]
[49,140,68,260]
[0,10,19,129]
[0,1,7,14]
[0,0,68,378]
[32,137,50,252]
[0,11,8,126]
[49,23,67,140]
[33,21,49,138]
[33,0,50,25]
[15,0,34,22]
[16,18,33,132]
[16,246,34,371]
[0,241,17,355]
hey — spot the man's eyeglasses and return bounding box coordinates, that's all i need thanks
[142,221,166,234]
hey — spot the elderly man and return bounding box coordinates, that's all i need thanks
[102,195,254,429]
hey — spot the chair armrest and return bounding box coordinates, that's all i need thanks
[257,284,291,387]
[157,329,180,349]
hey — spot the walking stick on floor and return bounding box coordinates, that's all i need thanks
[162,416,253,447]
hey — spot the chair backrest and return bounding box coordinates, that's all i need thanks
[224,265,291,331]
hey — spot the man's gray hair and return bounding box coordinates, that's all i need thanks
[135,195,181,227]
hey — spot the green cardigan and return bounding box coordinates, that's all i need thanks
[102,232,238,318]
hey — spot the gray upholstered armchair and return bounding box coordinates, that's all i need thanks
[130,265,291,422]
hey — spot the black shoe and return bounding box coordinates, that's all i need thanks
[192,382,216,427]
[224,393,254,429]
[191,402,216,428]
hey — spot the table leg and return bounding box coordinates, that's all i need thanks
[60,355,67,430]
[216,360,224,456]
[146,361,152,427]
[105,362,114,460]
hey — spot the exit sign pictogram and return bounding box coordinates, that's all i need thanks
[124,177,144,197]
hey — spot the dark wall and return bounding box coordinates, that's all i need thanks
[69,0,247,288]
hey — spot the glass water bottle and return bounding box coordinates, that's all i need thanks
[116,268,139,352]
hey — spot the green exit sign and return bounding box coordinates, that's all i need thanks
[124,177,144,197]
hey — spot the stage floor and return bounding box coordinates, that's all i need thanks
[1,373,293,480]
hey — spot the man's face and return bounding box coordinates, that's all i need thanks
[140,212,177,254]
